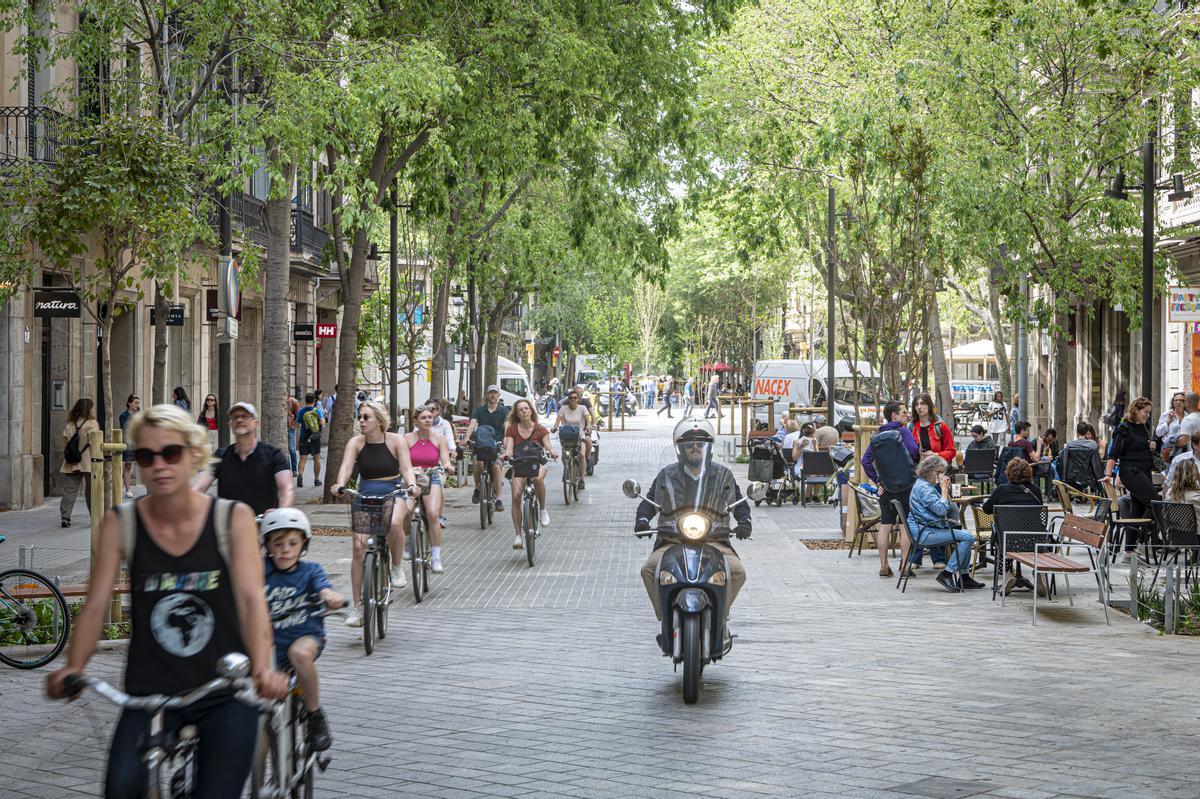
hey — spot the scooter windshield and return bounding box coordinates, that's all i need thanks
[672,440,725,517]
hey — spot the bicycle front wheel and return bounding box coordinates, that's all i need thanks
[361,551,376,655]
[562,459,573,506]
[0,569,70,669]
[479,473,491,530]
[411,516,427,604]
[375,548,389,639]
[524,494,538,568]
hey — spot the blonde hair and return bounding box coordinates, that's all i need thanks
[1167,458,1200,502]
[360,400,390,432]
[126,403,211,469]
[916,453,947,483]
[785,419,799,434]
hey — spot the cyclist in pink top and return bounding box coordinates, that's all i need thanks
[404,407,452,572]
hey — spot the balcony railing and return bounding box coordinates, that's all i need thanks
[291,207,329,258]
[0,106,70,168]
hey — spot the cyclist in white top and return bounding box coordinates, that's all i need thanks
[553,389,593,481]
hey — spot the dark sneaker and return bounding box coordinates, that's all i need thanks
[493,499,503,512]
[472,488,480,504]
[579,479,586,491]
[307,709,332,752]
[297,477,304,487]
[959,574,986,590]
[935,570,960,593]
[314,479,322,487]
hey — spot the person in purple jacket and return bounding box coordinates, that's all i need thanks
[861,401,920,577]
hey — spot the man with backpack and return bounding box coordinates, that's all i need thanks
[465,385,508,511]
[861,401,919,578]
[295,392,323,488]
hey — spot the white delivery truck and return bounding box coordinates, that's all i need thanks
[751,359,882,428]
[391,354,533,412]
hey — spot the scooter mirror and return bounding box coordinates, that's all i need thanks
[746,481,767,502]
[622,479,642,499]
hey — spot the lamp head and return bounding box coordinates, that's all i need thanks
[1104,168,1128,200]
[1168,173,1193,203]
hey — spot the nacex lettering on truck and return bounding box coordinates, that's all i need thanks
[751,359,882,428]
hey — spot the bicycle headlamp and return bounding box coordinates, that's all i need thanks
[678,513,710,541]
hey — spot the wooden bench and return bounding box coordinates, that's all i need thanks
[1004,513,1109,625]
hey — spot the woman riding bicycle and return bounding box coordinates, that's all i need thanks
[329,400,418,627]
[404,406,453,573]
[45,403,287,799]
[503,398,559,548]
[552,389,592,488]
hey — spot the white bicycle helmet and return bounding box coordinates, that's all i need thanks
[259,507,313,553]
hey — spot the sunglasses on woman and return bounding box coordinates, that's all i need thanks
[133,445,186,468]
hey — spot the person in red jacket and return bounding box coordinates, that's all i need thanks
[908,393,958,571]
[910,393,957,465]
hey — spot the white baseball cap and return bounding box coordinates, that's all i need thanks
[228,402,257,418]
[486,384,500,393]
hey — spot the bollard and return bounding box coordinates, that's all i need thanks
[1164,568,1176,634]
[1128,553,1140,621]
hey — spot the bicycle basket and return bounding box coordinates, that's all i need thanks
[512,457,543,479]
[351,497,395,537]
[559,424,581,448]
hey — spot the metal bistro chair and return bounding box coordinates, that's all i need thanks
[1101,479,1154,562]
[849,484,887,559]
[1149,501,1200,588]
[967,502,994,579]
[798,450,836,508]
[961,448,997,495]
[891,500,955,593]
[991,504,1050,602]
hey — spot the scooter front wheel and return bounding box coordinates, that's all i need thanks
[682,613,701,704]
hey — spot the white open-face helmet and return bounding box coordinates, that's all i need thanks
[672,417,715,445]
[259,507,313,553]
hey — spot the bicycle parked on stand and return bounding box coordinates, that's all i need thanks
[0,535,70,669]
[337,486,407,655]
[252,601,345,799]
[60,653,259,799]
[507,453,549,567]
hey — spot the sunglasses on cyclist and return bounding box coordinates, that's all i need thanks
[133,445,186,468]
[681,442,707,451]
[359,414,374,421]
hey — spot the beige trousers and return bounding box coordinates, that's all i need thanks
[640,541,745,620]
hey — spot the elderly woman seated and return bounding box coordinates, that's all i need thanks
[907,454,984,593]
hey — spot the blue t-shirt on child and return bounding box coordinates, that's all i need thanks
[264,559,332,653]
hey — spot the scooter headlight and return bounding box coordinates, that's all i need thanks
[678,513,710,541]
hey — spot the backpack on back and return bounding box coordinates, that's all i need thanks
[64,425,85,465]
[302,408,321,435]
[869,429,916,494]
[994,445,1024,485]
[474,425,498,459]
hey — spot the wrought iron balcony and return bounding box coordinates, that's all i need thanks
[290,207,329,258]
[0,106,70,168]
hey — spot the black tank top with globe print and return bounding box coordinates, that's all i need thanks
[125,498,246,697]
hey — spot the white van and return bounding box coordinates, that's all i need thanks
[751,359,882,427]
[391,354,533,412]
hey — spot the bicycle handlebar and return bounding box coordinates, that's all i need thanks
[62,673,261,712]
[336,486,412,501]
[269,598,347,624]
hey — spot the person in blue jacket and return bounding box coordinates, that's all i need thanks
[907,455,983,593]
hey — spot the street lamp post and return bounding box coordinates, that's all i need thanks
[826,186,835,427]
[1104,134,1192,405]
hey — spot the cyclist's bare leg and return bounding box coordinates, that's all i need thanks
[582,438,591,468]
[472,459,482,489]
[288,636,322,712]
[510,476,526,534]
[122,462,133,494]
[533,467,547,509]
[491,461,504,498]
[350,534,367,605]
[388,498,412,567]
[425,486,443,547]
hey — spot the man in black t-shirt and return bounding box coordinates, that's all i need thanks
[465,385,508,510]
[194,402,293,514]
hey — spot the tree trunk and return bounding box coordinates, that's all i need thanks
[928,290,952,420]
[324,228,370,503]
[1052,309,1069,430]
[261,159,295,452]
[152,285,168,404]
[429,267,452,399]
[101,315,115,436]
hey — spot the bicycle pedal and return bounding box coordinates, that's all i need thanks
[317,754,332,771]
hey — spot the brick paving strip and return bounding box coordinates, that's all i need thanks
[1,415,1198,798]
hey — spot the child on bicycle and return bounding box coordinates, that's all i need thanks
[259,508,344,752]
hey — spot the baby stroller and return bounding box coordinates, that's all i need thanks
[748,436,799,506]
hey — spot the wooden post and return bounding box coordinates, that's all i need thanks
[88,429,105,564]
[767,401,775,434]
[740,398,748,451]
[606,391,614,432]
[109,429,125,505]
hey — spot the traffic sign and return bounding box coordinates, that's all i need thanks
[526,342,535,364]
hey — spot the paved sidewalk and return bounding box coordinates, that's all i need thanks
[2,412,1197,798]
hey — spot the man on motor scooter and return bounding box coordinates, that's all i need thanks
[636,418,751,634]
